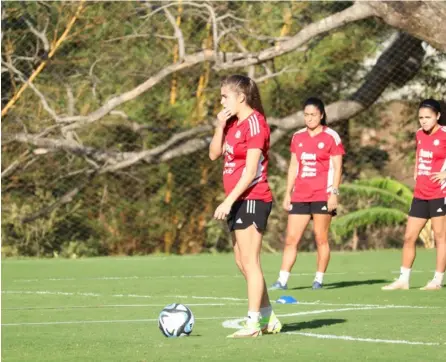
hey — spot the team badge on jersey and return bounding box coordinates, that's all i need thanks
[235,130,241,139]
[433,139,440,146]
[318,142,325,149]
[298,143,303,148]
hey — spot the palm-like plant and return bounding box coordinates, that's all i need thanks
[332,177,433,248]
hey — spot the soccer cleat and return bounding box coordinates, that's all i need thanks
[269,280,288,291]
[381,280,409,290]
[420,281,442,290]
[227,322,262,338]
[260,312,282,334]
[312,281,323,289]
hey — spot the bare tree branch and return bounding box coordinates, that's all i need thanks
[213,1,374,70]
[164,8,185,61]
[59,50,215,130]
[1,60,62,122]
[1,150,32,179]
[24,18,50,52]
[368,1,446,51]
[5,2,372,132]
[254,66,300,84]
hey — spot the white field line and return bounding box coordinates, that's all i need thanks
[286,332,440,346]
[2,291,440,310]
[2,303,247,311]
[9,270,432,283]
[2,315,241,327]
[221,305,434,330]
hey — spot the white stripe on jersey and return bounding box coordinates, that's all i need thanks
[249,114,260,137]
[324,128,342,145]
[253,114,260,134]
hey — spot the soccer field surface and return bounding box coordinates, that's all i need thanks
[2,250,445,361]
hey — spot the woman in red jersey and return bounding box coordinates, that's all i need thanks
[270,97,345,290]
[383,99,446,291]
[209,75,281,338]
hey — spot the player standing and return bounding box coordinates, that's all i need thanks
[209,75,282,337]
[270,97,345,290]
[383,99,446,290]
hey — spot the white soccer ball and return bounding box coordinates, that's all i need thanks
[158,303,194,337]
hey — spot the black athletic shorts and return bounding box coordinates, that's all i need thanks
[408,197,446,219]
[227,200,272,232]
[289,201,336,216]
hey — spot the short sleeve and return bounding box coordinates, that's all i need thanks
[326,129,345,156]
[246,114,266,150]
[290,135,296,154]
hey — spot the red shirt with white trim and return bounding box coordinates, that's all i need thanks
[414,126,446,200]
[222,110,272,202]
[290,126,345,202]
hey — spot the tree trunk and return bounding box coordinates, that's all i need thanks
[368,1,446,51]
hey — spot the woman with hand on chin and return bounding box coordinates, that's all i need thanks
[209,75,281,338]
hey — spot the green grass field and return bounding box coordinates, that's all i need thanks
[1,250,445,361]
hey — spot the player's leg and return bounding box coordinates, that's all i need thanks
[421,200,446,290]
[311,213,332,289]
[227,225,264,338]
[233,232,271,313]
[270,205,311,290]
[382,216,427,290]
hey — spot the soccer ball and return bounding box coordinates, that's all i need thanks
[158,303,194,337]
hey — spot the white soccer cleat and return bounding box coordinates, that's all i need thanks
[382,280,409,290]
[227,322,262,338]
[420,281,442,291]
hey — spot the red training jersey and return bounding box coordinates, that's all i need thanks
[222,110,272,202]
[290,126,345,202]
[414,126,446,200]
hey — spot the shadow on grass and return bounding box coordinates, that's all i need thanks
[290,279,389,290]
[281,318,346,332]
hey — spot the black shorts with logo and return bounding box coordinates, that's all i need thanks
[227,200,272,232]
[289,201,336,216]
[408,197,446,219]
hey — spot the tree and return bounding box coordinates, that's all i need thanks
[332,178,434,249]
[1,1,444,255]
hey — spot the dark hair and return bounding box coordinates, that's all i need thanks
[419,98,441,114]
[303,97,327,126]
[221,75,265,116]
[419,98,446,125]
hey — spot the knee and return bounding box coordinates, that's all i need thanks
[433,230,446,244]
[403,232,417,245]
[314,233,329,247]
[285,234,300,247]
[240,255,260,271]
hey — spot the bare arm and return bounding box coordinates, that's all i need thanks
[327,154,343,212]
[209,125,225,160]
[331,155,343,190]
[209,109,232,160]
[286,153,299,196]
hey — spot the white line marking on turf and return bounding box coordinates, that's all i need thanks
[12,275,239,283]
[2,291,440,310]
[286,332,440,346]
[222,306,431,330]
[2,303,246,311]
[10,270,432,283]
[2,315,238,327]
